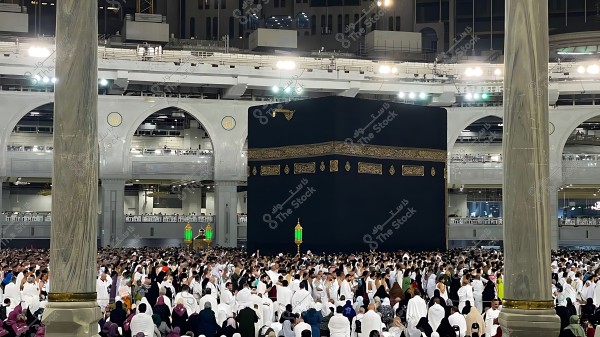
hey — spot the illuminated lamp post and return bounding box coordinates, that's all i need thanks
[294,219,303,256]
[184,224,193,248]
[204,224,213,247]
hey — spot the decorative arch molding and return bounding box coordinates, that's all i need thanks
[556,109,600,157]
[447,110,503,154]
[0,97,53,176]
[122,102,218,175]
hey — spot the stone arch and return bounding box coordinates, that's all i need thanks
[557,111,600,156]
[447,112,503,154]
[420,27,438,53]
[123,102,218,168]
[0,98,54,175]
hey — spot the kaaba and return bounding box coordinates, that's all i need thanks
[247,96,447,255]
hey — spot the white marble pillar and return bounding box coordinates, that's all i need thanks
[42,0,101,336]
[101,179,126,247]
[0,177,3,213]
[214,180,238,247]
[499,0,560,336]
[549,180,560,250]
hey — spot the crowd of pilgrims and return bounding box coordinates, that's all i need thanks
[0,248,598,336]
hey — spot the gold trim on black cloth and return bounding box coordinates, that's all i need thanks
[358,162,383,175]
[502,299,555,310]
[402,165,425,176]
[248,141,446,162]
[330,160,339,172]
[294,162,316,174]
[260,165,280,176]
[49,292,97,302]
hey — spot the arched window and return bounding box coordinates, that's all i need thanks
[212,17,218,39]
[311,15,317,35]
[228,17,235,38]
[296,12,310,29]
[206,17,212,39]
[337,14,343,33]
[320,14,326,34]
[370,14,376,31]
[354,14,359,32]
[344,14,349,34]
[388,17,393,31]
[395,16,401,31]
[190,17,196,38]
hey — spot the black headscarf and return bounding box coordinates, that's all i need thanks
[416,317,433,337]
[374,285,388,299]
[110,301,127,327]
[436,317,456,337]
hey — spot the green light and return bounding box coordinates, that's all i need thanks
[481,93,488,99]
[185,229,192,241]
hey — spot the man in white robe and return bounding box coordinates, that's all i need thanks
[426,273,437,299]
[340,275,354,301]
[237,282,253,311]
[21,276,40,314]
[292,283,313,314]
[206,276,219,300]
[427,298,445,331]
[221,281,236,312]
[4,276,21,311]
[406,289,427,328]
[174,285,198,315]
[96,273,110,312]
[276,280,293,318]
[329,306,351,337]
[360,304,382,337]
[267,264,281,284]
[294,317,313,337]
[199,288,218,317]
[457,278,474,313]
[471,274,484,313]
[131,303,155,337]
[448,306,467,337]
[484,299,501,337]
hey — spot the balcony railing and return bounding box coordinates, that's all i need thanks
[562,154,600,161]
[561,218,600,226]
[125,215,215,223]
[130,148,214,156]
[1,213,51,222]
[1,213,216,223]
[449,217,503,225]
[450,154,502,163]
[449,153,600,163]
[7,145,53,152]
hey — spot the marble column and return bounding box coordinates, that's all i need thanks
[214,180,238,248]
[499,0,560,336]
[100,179,126,247]
[549,180,560,250]
[0,177,3,213]
[42,0,101,336]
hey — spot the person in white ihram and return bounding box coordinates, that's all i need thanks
[329,306,351,337]
[406,289,427,328]
[448,306,467,337]
[458,276,474,313]
[96,273,110,312]
[130,303,155,337]
[360,304,382,337]
[427,298,445,331]
[484,299,501,337]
